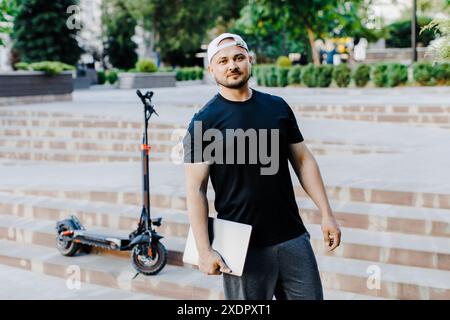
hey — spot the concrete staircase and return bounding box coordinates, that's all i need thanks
[0,87,449,300]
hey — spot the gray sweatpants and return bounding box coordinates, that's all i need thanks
[223,231,323,300]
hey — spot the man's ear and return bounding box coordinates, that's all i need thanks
[207,65,213,74]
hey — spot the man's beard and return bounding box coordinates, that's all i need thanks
[215,72,251,89]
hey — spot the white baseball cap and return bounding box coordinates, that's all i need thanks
[207,33,249,65]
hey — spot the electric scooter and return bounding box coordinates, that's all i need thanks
[55,90,167,276]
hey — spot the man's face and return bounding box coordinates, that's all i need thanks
[208,38,253,89]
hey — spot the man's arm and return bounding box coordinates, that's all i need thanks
[288,142,341,251]
[184,162,231,274]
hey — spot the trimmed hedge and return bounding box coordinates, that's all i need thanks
[372,63,388,87]
[276,56,292,68]
[97,70,106,85]
[106,69,118,84]
[14,61,75,76]
[317,65,333,88]
[386,63,408,87]
[301,64,317,88]
[332,64,351,87]
[276,67,290,87]
[135,59,157,73]
[287,65,301,85]
[175,67,204,81]
[254,62,447,88]
[353,64,371,87]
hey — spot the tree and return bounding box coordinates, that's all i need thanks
[123,0,247,66]
[12,0,82,64]
[102,0,138,70]
[233,0,370,65]
[0,0,18,46]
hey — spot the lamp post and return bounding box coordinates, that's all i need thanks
[412,0,417,62]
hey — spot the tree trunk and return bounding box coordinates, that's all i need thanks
[306,27,320,65]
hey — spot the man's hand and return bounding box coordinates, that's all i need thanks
[198,249,232,275]
[321,214,341,252]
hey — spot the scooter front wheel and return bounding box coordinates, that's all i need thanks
[131,241,167,276]
[56,228,81,256]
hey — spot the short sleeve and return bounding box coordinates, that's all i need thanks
[285,103,304,144]
[183,114,210,163]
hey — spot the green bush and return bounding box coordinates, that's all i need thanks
[353,64,371,87]
[135,59,157,73]
[287,65,301,85]
[14,62,30,70]
[97,70,106,85]
[413,62,434,85]
[332,64,351,87]
[385,17,436,48]
[265,66,278,87]
[386,63,408,87]
[276,56,292,68]
[317,65,333,88]
[175,69,183,81]
[14,61,75,76]
[301,64,317,88]
[431,63,450,85]
[107,69,118,84]
[276,67,290,87]
[372,64,389,87]
[195,67,204,80]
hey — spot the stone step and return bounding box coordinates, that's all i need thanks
[0,137,401,157]
[0,263,170,300]
[0,238,389,300]
[297,112,450,126]
[0,147,170,162]
[0,193,448,271]
[2,190,449,238]
[291,105,450,115]
[0,234,448,299]
[0,117,183,130]
[0,239,224,299]
[0,125,173,140]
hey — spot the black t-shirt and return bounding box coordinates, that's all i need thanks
[183,89,307,247]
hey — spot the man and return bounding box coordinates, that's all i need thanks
[183,33,341,300]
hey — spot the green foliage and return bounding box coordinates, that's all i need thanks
[97,70,106,85]
[12,0,82,64]
[232,0,372,63]
[372,64,389,87]
[13,61,30,70]
[431,63,449,84]
[332,64,351,88]
[276,67,290,87]
[106,69,119,84]
[174,67,204,81]
[421,19,450,63]
[276,56,292,68]
[0,0,18,46]
[385,16,437,48]
[14,60,75,75]
[316,65,333,88]
[102,0,138,70]
[386,63,408,87]
[301,64,317,88]
[265,66,278,87]
[287,65,302,85]
[353,64,371,87]
[413,62,434,85]
[135,59,157,73]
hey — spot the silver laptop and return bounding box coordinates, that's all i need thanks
[183,217,252,277]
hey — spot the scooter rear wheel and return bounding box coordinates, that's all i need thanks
[56,227,81,256]
[131,242,167,276]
